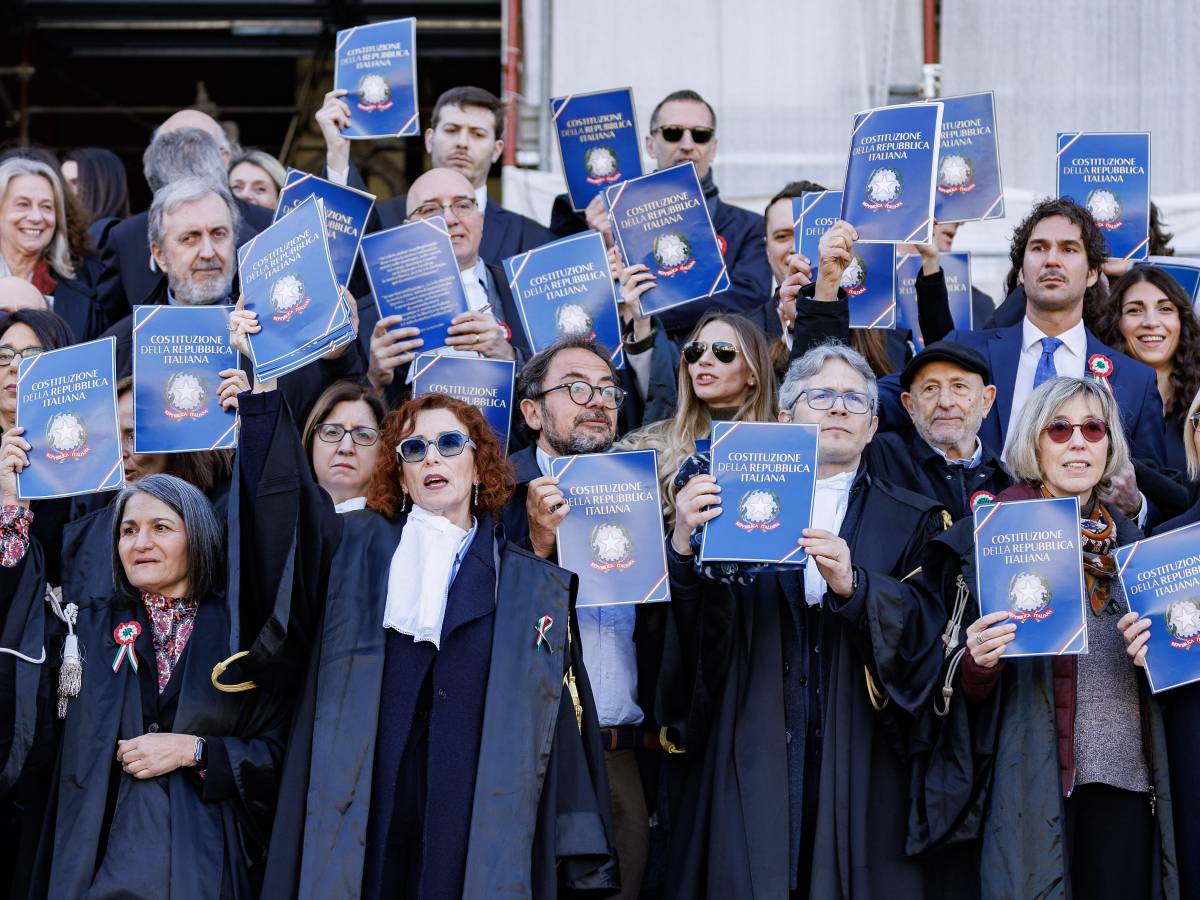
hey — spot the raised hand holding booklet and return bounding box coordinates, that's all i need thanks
[237,194,354,381]
[16,337,123,500]
[930,91,1004,223]
[973,496,1088,657]
[334,18,419,139]
[132,306,238,453]
[1135,255,1200,308]
[551,449,669,606]
[275,168,375,289]
[794,191,896,328]
[1115,522,1200,693]
[605,161,729,316]
[410,352,515,452]
[552,87,643,212]
[1057,131,1151,260]
[361,216,470,353]
[504,230,624,368]
[895,251,973,349]
[840,101,943,244]
[699,421,820,565]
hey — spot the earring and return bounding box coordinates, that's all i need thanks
[400,488,409,513]
[473,483,480,507]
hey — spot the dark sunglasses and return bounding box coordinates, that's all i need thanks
[396,430,477,463]
[314,423,381,447]
[682,340,739,365]
[653,125,715,144]
[1043,417,1108,444]
[1190,413,1200,430]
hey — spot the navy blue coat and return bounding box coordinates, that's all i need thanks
[879,324,1167,465]
[50,253,105,342]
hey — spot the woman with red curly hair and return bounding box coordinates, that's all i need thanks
[256,389,620,900]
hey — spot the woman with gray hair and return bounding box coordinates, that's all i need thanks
[0,156,104,341]
[919,376,1177,899]
[0,458,290,896]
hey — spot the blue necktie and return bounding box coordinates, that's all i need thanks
[1032,336,1063,390]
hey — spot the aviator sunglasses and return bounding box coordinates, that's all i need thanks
[1042,417,1108,444]
[396,430,477,463]
[682,340,739,365]
[653,125,715,144]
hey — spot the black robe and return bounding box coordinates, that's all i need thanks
[658,470,950,899]
[0,506,290,899]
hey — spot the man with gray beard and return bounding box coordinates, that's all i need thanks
[864,339,1011,520]
[503,333,661,900]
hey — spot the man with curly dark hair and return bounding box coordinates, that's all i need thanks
[927,198,1168,500]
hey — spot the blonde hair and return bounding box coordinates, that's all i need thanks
[1005,377,1130,500]
[618,313,777,524]
[1185,386,1200,481]
[229,149,287,192]
[0,158,75,280]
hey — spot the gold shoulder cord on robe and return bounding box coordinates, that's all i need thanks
[212,651,257,693]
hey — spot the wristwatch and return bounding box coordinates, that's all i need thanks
[193,736,208,772]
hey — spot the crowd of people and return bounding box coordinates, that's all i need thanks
[0,80,1197,900]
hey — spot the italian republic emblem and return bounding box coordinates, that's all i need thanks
[164,372,209,420]
[45,411,90,463]
[356,74,394,112]
[584,146,622,185]
[863,167,904,210]
[736,489,782,532]
[937,155,976,194]
[1085,189,1123,230]
[653,231,696,277]
[1165,597,1200,649]
[269,273,311,323]
[590,522,635,572]
[839,253,868,296]
[555,303,593,336]
[1008,571,1053,621]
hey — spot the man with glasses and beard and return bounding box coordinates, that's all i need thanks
[550,90,772,342]
[505,334,665,900]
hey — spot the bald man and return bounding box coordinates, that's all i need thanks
[0,276,50,314]
[97,108,273,326]
[366,167,533,410]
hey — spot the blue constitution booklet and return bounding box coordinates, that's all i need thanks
[276,168,375,289]
[840,101,943,244]
[895,251,973,349]
[132,305,238,453]
[504,230,624,369]
[410,352,515,452]
[1135,256,1200,308]
[1057,131,1151,260]
[551,449,670,606]
[699,421,820,565]
[334,18,420,139]
[361,216,471,353]
[794,191,896,328]
[237,195,353,380]
[16,337,124,500]
[930,91,1005,223]
[605,161,729,316]
[1115,522,1200,694]
[973,496,1088,657]
[551,87,643,212]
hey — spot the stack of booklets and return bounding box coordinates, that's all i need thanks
[237,194,357,381]
[275,168,375,289]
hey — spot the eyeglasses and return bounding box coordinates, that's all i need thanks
[537,381,626,410]
[682,340,739,365]
[0,345,44,366]
[653,125,715,144]
[1043,418,1108,444]
[796,388,874,415]
[314,423,381,447]
[396,430,477,463]
[408,197,478,221]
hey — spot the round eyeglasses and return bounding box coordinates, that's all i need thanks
[396,430,477,463]
[536,381,626,410]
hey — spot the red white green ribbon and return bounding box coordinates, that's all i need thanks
[534,615,554,651]
[1087,354,1114,393]
[112,621,141,674]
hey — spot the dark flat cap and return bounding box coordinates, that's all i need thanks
[900,340,992,390]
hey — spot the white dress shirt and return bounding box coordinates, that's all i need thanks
[804,469,857,607]
[1008,317,1087,432]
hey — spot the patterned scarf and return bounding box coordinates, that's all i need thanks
[1040,486,1119,615]
[141,592,198,693]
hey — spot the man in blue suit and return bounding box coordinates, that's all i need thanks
[882,197,1165,484]
[317,85,554,266]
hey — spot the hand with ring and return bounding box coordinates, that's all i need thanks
[965,610,1015,668]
